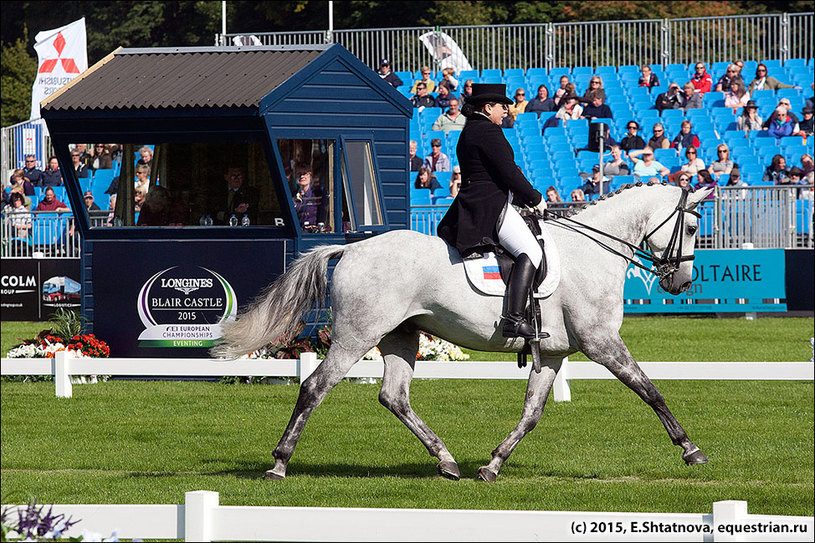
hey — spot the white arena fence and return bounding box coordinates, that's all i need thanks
[2,491,813,542]
[1,351,812,399]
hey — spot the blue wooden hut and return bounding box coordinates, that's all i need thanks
[40,44,412,356]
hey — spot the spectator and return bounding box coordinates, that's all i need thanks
[137,185,172,226]
[73,143,91,167]
[630,147,670,179]
[647,123,671,150]
[762,98,800,129]
[134,186,146,214]
[422,138,451,172]
[680,146,706,176]
[715,64,743,93]
[655,83,684,112]
[525,84,556,115]
[690,62,713,94]
[3,192,32,244]
[581,165,611,198]
[724,79,749,110]
[3,182,29,209]
[737,100,763,133]
[681,82,703,111]
[806,83,814,111]
[581,76,606,104]
[36,186,69,212]
[137,146,153,167]
[799,106,814,136]
[553,75,571,107]
[799,154,813,183]
[638,64,660,90]
[40,156,63,187]
[408,140,423,171]
[90,143,113,171]
[671,120,701,150]
[414,166,441,193]
[9,169,35,197]
[787,167,805,185]
[440,67,459,92]
[134,164,151,193]
[708,144,734,181]
[460,79,474,103]
[434,82,454,109]
[555,94,583,123]
[672,171,692,190]
[449,165,462,198]
[581,90,613,120]
[107,194,117,225]
[211,165,260,225]
[762,154,789,184]
[83,191,101,212]
[508,87,528,121]
[733,59,745,75]
[603,145,630,176]
[410,66,436,93]
[570,188,586,202]
[748,63,800,93]
[376,58,403,88]
[545,185,562,203]
[411,82,435,109]
[694,170,717,198]
[432,98,466,133]
[70,149,89,179]
[20,155,44,187]
[619,121,646,156]
[724,168,747,189]
[291,164,322,230]
[767,106,798,139]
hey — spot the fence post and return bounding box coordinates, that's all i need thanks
[552,357,571,402]
[712,500,748,542]
[185,490,219,542]
[298,352,319,381]
[661,18,671,68]
[54,350,73,398]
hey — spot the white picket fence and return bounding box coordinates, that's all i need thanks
[1,351,812,399]
[3,491,813,542]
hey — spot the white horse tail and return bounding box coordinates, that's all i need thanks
[211,244,346,359]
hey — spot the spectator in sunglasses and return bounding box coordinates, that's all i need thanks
[747,63,800,92]
[410,66,436,93]
[715,64,743,93]
[620,121,646,157]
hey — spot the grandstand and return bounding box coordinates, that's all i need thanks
[404,59,814,202]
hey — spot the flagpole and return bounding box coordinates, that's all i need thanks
[222,1,227,45]
[326,1,334,43]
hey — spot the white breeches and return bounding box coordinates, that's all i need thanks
[497,203,543,268]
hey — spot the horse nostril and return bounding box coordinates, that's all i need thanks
[680,281,691,292]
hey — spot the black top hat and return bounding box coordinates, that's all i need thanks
[467,83,513,106]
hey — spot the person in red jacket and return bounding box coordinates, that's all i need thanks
[689,62,713,94]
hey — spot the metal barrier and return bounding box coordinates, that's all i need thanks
[0,118,54,185]
[1,210,80,259]
[218,12,814,71]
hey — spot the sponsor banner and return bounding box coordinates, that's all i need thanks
[92,240,286,357]
[30,18,87,120]
[624,249,786,313]
[0,259,81,321]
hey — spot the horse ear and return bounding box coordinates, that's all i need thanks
[685,187,713,209]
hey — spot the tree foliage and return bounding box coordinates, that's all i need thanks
[1,36,36,126]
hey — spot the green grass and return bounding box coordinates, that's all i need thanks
[1,321,48,355]
[1,379,813,516]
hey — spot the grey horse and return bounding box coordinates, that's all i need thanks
[213,182,713,482]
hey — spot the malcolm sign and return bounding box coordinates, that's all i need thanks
[92,240,286,357]
[624,249,786,313]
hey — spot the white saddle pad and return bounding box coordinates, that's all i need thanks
[463,222,561,298]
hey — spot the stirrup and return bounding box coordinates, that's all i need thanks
[501,313,536,339]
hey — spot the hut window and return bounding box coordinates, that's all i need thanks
[341,141,384,231]
[277,138,335,233]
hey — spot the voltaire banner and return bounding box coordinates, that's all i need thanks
[30,17,87,120]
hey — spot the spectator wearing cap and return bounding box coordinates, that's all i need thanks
[581,165,611,199]
[411,82,435,109]
[422,138,451,172]
[747,63,800,93]
[737,100,763,133]
[655,82,684,112]
[83,191,101,212]
[800,106,814,136]
[432,98,466,133]
[690,62,713,94]
[620,121,646,157]
[376,59,403,88]
[410,66,436,93]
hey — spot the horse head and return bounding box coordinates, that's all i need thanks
[643,186,713,295]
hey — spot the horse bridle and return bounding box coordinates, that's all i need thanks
[544,188,701,280]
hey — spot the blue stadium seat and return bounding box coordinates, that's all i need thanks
[712,61,731,75]
[660,109,685,123]
[760,59,782,70]
[458,69,479,81]
[549,67,570,77]
[595,65,617,76]
[572,66,593,76]
[503,68,524,79]
[409,189,432,206]
[526,67,547,79]
[481,68,502,79]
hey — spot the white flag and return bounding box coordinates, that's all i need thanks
[418,31,473,73]
[30,17,88,120]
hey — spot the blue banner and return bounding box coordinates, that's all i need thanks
[624,249,786,313]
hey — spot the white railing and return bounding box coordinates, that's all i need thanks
[2,351,812,399]
[2,491,812,542]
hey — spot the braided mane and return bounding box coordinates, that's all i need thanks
[566,179,672,218]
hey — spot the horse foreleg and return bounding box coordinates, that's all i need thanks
[587,339,708,465]
[478,357,562,482]
[267,343,369,479]
[378,329,461,480]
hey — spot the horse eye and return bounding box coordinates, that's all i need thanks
[687,225,698,236]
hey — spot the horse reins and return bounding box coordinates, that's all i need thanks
[543,189,701,279]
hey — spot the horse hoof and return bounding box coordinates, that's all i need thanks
[477,466,498,483]
[437,460,460,481]
[683,448,709,465]
[264,469,286,480]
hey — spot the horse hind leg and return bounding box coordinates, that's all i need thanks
[478,356,562,482]
[267,341,371,479]
[585,337,708,465]
[378,328,461,480]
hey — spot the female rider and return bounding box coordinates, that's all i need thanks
[437,84,547,339]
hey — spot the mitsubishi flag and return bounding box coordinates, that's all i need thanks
[30,17,88,120]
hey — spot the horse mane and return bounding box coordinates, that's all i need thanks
[566,179,673,218]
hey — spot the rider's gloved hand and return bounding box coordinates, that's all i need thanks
[532,197,547,216]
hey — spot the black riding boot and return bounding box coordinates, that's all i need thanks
[501,254,537,339]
